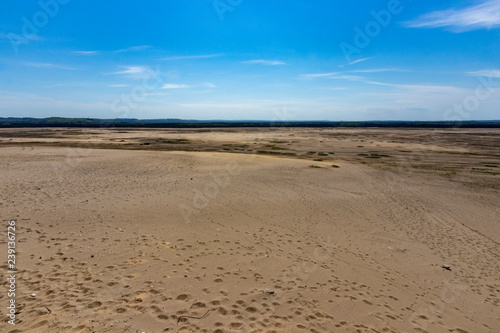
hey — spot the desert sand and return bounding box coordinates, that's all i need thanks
[0,127,499,332]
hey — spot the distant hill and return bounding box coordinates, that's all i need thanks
[0,117,499,128]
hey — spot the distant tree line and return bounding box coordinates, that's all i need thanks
[0,117,499,128]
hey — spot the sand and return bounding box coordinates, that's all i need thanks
[0,128,499,332]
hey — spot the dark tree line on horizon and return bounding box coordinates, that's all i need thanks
[0,117,499,128]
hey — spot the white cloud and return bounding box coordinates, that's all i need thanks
[366,82,468,94]
[25,63,74,70]
[301,68,406,79]
[405,0,500,32]
[0,33,43,41]
[113,66,148,75]
[161,84,190,89]
[114,45,152,53]
[300,72,339,78]
[179,103,261,109]
[242,60,287,66]
[110,84,130,88]
[350,68,409,73]
[162,54,223,61]
[300,72,365,81]
[201,82,217,88]
[391,84,467,94]
[72,50,100,55]
[349,57,372,65]
[328,75,365,81]
[467,69,500,78]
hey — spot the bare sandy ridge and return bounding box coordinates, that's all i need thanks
[0,130,499,332]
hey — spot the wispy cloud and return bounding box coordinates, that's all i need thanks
[350,68,409,73]
[392,84,467,94]
[25,62,75,70]
[301,68,408,80]
[328,75,365,81]
[242,59,287,66]
[404,0,500,32]
[467,69,500,77]
[300,72,364,81]
[349,57,372,65]
[179,103,261,109]
[110,84,130,88]
[113,66,148,75]
[162,54,222,61]
[72,50,100,55]
[0,33,43,41]
[201,82,217,88]
[161,84,190,89]
[300,72,339,78]
[114,45,152,53]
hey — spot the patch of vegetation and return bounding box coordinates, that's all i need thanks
[263,144,289,150]
[256,151,297,156]
[307,151,316,155]
[317,152,328,156]
[156,138,191,144]
[366,153,391,158]
[471,168,499,175]
[357,145,364,148]
[314,159,323,161]
[357,153,369,156]
[309,165,322,168]
[480,162,499,168]
[331,165,340,168]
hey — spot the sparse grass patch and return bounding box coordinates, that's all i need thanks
[367,153,391,158]
[156,138,191,144]
[309,165,322,168]
[331,165,340,168]
[256,151,297,156]
[480,162,499,168]
[314,159,323,161]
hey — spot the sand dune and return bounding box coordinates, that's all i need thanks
[0,129,499,332]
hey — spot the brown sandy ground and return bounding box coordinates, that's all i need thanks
[0,128,498,332]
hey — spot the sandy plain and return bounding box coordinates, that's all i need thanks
[0,127,499,333]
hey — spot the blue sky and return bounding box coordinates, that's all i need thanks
[0,0,499,120]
